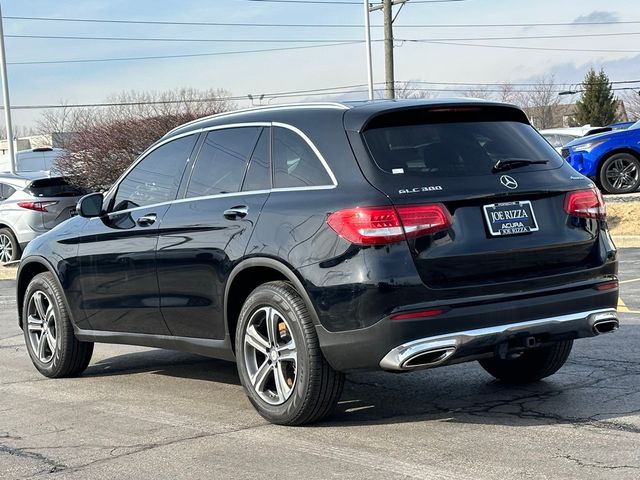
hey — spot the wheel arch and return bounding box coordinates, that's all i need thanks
[16,256,58,329]
[224,258,321,351]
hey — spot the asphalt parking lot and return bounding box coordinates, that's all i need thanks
[1,252,638,479]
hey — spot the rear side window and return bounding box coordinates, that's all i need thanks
[0,183,16,200]
[242,128,271,192]
[363,118,562,178]
[113,135,196,211]
[187,127,261,197]
[26,178,85,197]
[273,127,333,188]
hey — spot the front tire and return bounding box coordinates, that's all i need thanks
[22,272,94,378]
[598,153,640,194]
[478,340,573,384]
[235,281,344,425]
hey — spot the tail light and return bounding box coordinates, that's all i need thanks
[327,204,452,245]
[564,189,605,219]
[17,201,59,212]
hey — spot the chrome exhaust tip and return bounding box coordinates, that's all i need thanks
[401,347,456,369]
[592,319,619,335]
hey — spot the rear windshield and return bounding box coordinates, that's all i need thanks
[26,178,86,197]
[363,121,563,177]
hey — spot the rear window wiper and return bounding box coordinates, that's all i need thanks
[492,159,548,173]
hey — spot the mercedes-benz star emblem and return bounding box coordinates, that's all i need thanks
[500,175,518,189]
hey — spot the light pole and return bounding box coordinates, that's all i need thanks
[0,3,15,174]
[363,0,374,100]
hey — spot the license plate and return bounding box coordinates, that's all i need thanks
[482,200,539,236]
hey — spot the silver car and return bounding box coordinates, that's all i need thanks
[0,172,84,263]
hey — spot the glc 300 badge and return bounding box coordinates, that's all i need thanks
[500,175,518,189]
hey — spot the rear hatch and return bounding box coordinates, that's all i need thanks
[25,177,85,229]
[346,104,605,296]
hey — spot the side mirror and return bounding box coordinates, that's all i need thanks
[77,192,104,218]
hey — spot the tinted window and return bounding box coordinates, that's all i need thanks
[363,121,562,178]
[113,135,196,211]
[242,128,271,191]
[273,127,332,188]
[187,127,260,198]
[26,178,85,197]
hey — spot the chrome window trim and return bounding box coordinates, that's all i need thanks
[101,121,338,219]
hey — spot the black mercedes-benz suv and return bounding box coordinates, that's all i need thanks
[17,99,619,425]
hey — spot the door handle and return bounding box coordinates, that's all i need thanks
[136,214,157,227]
[223,205,248,220]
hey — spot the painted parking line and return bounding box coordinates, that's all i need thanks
[617,296,640,314]
[619,277,640,285]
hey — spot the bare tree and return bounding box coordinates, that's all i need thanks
[622,90,640,121]
[462,85,494,101]
[518,75,561,129]
[47,88,235,191]
[394,81,433,99]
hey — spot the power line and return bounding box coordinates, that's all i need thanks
[2,81,638,110]
[7,34,368,43]
[7,31,640,44]
[240,0,467,4]
[7,41,364,65]
[6,15,640,28]
[422,40,640,54]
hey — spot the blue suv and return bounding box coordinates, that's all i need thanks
[563,120,640,194]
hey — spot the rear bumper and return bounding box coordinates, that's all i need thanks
[379,308,617,371]
[316,284,619,372]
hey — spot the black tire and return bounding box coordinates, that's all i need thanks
[598,153,640,194]
[0,227,20,263]
[478,340,573,384]
[22,272,94,378]
[235,281,344,425]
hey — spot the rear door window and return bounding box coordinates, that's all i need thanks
[186,127,261,197]
[0,183,16,200]
[363,120,563,178]
[273,127,333,188]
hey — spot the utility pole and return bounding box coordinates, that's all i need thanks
[0,3,15,173]
[382,0,395,99]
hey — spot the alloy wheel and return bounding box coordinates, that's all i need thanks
[0,233,13,263]
[606,157,639,191]
[243,306,297,405]
[26,291,57,364]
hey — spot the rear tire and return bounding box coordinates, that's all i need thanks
[235,281,344,425]
[478,340,573,384]
[0,228,20,263]
[598,153,640,194]
[22,272,94,378]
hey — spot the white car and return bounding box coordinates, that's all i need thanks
[540,126,607,155]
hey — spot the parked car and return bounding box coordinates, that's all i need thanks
[17,100,619,425]
[562,120,640,194]
[540,126,606,155]
[0,147,65,173]
[0,172,84,263]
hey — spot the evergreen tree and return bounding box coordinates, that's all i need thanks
[574,68,619,126]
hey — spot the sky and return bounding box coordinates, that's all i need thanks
[1,0,639,129]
